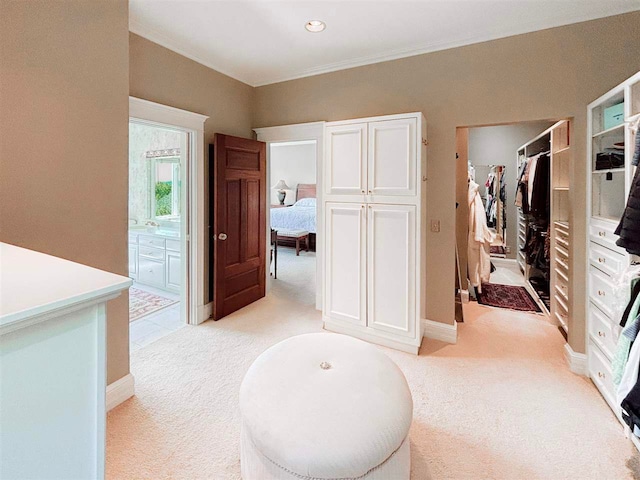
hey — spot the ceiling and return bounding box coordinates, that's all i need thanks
[129,0,640,87]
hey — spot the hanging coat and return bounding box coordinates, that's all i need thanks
[467,179,495,293]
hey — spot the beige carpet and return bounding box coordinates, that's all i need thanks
[107,251,639,479]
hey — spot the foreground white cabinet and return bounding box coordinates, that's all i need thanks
[323,112,426,354]
[0,243,131,480]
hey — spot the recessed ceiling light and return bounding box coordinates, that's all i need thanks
[305,20,326,33]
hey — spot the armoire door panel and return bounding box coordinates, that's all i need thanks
[368,118,416,196]
[367,204,416,338]
[325,203,367,325]
[325,124,367,196]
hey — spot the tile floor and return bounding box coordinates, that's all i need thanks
[129,283,184,351]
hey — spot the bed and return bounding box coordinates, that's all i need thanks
[270,183,317,249]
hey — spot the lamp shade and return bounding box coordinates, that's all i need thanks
[272,179,291,190]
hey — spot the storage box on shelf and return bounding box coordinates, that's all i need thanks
[587,70,640,449]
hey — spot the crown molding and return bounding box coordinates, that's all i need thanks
[131,7,640,88]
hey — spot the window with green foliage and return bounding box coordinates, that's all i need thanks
[150,157,180,219]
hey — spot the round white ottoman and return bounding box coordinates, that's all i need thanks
[239,333,413,480]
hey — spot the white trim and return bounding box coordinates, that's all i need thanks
[564,343,588,376]
[129,97,209,327]
[459,289,470,304]
[106,373,135,411]
[323,318,420,354]
[254,122,325,311]
[198,302,213,323]
[422,318,458,344]
[131,8,640,87]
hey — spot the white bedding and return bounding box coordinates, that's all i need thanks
[270,198,317,234]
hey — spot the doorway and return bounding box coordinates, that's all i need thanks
[128,121,189,349]
[457,120,557,314]
[267,140,318,306]
[254,122,324,311]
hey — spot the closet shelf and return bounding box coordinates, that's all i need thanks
[592,168,625,174]
[553,146,571,154]
[554,221,569,229]
[556,236,570,249]
[556,257,569,271]
[555,245,569,258]
[555,267,569,283]
[554,311,568,328]
[553,187,569,191]
[592,123,624,138]
[555,284,569,302]
[555,293,569,313]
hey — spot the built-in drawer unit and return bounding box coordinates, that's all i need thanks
[138,257,165,288]
[589,266,616,319]
[589,241,627,278]
[138,245,165,261]
[589,340,618,413]
[589,302,617,360]
[139,235,166,249]
[166,239,181,252]
[589,218,625,255]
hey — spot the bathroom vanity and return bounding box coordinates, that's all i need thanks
[129,228,181,293]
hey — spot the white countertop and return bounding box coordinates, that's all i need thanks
[0,243,131,330]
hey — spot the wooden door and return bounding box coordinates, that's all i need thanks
[324,123,367,197]
[324,202,367,326]
[212,134,266,320]
[368,118,416,196]
[367,204,416,338]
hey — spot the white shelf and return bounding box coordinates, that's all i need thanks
[555,267,569,283]
[592,168,625,174]
[592,123,624,138]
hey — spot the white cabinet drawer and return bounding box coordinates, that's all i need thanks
[589,266,616,319]
[589,302,616,360]
[138,258,165,288]
[166,239,180,252]
[589,340,617,411]
[139,235,166,249]
[139,245,165,260]
[589,241,627,278]
[128,233,138,244]
[589,219,625,256]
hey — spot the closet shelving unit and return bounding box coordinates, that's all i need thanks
[516,121,573,335]
[587,71,640,450]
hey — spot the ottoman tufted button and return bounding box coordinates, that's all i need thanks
[319,361,332,370]
[240,333,413,480]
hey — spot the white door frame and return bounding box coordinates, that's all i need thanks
[129,97,210,325]
[254,122,325,310]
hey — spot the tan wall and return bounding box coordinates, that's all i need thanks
[129,33,254,304]
[0,0,130,383]
[253,12,640,353]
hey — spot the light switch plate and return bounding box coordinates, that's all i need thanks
[430,220,440,233]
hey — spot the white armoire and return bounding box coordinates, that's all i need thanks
[322,112,427,354]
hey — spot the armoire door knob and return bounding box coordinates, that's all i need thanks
[219,233,228,241]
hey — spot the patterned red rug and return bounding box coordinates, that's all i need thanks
[129,287,178,322]
[477,283,541,313]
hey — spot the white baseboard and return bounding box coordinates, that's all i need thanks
[564,343,588,376]
[422,318,457,344]
[106,373,135,411]
[196,302,213,324]
[459,289,470,304]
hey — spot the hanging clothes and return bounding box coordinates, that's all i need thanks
[467,179,495,293]
[615,133,640,255]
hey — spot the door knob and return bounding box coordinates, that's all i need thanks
[219,233,228,241]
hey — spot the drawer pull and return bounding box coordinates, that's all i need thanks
[598,231,606,237]
[598,290,606,296]
[598,257,605,263]
[598,331,606,337]
[598,371,606,379]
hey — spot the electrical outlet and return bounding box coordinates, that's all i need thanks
[430,220,440,233]
[505,246,511,253]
